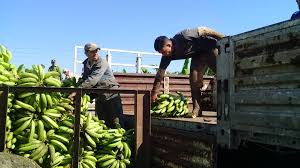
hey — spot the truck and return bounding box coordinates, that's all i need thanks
[149,18,300,168]
[216,18,300,151]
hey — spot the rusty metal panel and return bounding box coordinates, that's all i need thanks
[151,126,216,168]
[115,73,215,115]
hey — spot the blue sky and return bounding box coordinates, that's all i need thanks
[0,0,298,74]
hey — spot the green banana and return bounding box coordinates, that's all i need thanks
[84,155,97,163]
[159,93,170,99]
[82,159,96,168]
[45,93,53,107]
[44,77,62,87]
[28,120,36,143]
[85,133,96,148]
[18,77,38,84]
[19,72,39,81]
[38,120,46,141]
[48,134,69,144]
[42,115,59,129]
[13,118,32,134]
[58,126,74,134]
[99,158,116,167]
[15,100,36,112]
[40,93,47,109]
[157,100,170,109]
[32,144,48,161]
[51,155,65,167]
[18,142,42,152]
[48,144,56,161]
[50,139,68,152]
[29,143,46,159]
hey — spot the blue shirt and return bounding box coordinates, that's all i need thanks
[291,11,300,20]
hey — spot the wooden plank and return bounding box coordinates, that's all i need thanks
[235,48,300,70]
[231,112,300,130]
[234,26,300,60]
[231,125,300,150]
[236,104,300,115]
[231,124,300,139]
[235,72,300,86]
[235,64,300,77]
[235,89,300,105]
[232,19,300,43]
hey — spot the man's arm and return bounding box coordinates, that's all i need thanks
[80,60,108,88]
[197,27,225,39]
[151,57,171,102]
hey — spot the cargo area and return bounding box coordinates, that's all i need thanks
[1,18,300,168]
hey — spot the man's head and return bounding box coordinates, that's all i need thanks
[84,43,100,62]
[63,68,69,75]
[154,36,173,57]
[51,59,56,65]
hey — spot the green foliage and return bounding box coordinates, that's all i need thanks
[204,67,215,76]
[141,67,150,74]
[181,58,189,75]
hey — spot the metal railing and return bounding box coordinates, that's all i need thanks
[74,45,161,77]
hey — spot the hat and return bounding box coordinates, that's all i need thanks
[84,43,100,51]
[63,68,69,73]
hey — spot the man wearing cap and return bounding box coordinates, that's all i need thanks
[63,69,71,79]
[74,42,124,128]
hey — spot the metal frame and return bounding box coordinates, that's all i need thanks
[74,45,161,76]
[0,86,151,168]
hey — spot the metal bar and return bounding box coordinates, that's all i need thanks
[74,46,78,77]
[72,90,82,168]
[163,77,170,94]
[74,45,161,55]
[135,91,151,168]
[0,86,9,152]
[111,63,136,67]
[136,53,141,73]
[106,50,112,68]
[9,87,79,93]
[140,65,159,69]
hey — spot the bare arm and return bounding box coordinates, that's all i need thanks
[198,27,225,39]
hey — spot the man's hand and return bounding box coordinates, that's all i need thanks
[68,92,77,99]
[151,92,158,103]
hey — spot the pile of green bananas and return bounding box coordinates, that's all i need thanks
[8,98,133,168]
[151,92,190,117]
[1,45,134,168]
[17,64,62,87]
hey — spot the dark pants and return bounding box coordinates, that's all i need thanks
[189,37,218,116]
[95,93,124,128]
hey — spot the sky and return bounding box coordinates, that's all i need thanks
[0,0,298,75]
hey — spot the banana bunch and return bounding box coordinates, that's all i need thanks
[80,112,107,149]
[5,122,17,151]
[95,128,133,168]
[0,45,12,63]
[81,94,91,113]
[0,45,18,86]
[18,64,62,87]
[15,127,72,167]
[151,92,190,117]
[79,149,98,168]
